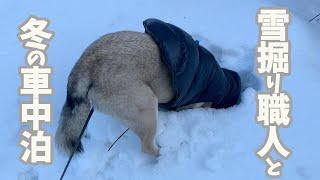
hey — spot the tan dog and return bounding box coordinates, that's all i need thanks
[55,31,244,157]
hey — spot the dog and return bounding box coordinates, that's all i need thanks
[55,19,252,157]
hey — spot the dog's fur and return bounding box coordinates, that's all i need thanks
[55,31,242,157]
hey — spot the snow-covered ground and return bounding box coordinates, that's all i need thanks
[1,0,319,179]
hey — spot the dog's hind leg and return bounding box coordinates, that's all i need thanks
[131,102,160,156]
[89,82,160,156]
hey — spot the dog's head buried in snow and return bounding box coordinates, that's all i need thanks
[55,18,243,157]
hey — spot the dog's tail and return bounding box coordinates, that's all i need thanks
[55,65,91,155]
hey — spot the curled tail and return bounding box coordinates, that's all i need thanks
[55,68,91,155]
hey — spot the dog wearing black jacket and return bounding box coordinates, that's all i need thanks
[56,19,253,157]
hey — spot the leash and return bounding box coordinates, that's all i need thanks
[309,13,320,22]
[108,128,129,151]
[60,108,130,180]
[60,107,94,180]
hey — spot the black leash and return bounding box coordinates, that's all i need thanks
[108,128,129,151]
[59,108,130,180]
[309,13,320,22]
[60,108,94,180]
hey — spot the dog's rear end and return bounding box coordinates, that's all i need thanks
[55,31,174,156]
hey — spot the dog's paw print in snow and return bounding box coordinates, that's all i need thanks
[83,132,91,139]
[202,141,240,173]
[18,168,38,180]
[296,166,312,179]
[203,144,226,172]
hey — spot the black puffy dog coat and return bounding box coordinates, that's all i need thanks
[143,18,241,110]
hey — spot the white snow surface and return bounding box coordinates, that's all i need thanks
[0,0,319,179]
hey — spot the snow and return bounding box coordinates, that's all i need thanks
[1,0,319,179]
